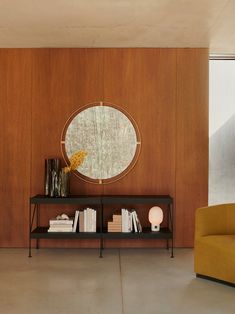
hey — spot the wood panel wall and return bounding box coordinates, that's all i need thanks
[0,49,32,247]
[175,49,209,246]
[0,48,208,248]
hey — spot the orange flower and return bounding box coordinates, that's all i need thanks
[64,150,87,173]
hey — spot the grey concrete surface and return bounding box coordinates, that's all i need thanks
[0,248,234,314]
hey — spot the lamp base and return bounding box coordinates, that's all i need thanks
[151,224,160,232]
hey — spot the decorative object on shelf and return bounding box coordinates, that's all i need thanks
[108,213,122,232]
[44,151,87,198]
[55,213,70,220]
[51,158,61,197]
[44,158,61,197]
[61,101,141,184]
[44,159,52,196]
[60,150,87,197]
[59,168,70,197]
[48,213,73,232]
[148,206,163,231]
[63,150,87,173]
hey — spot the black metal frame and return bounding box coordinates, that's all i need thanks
[29,194,174,258]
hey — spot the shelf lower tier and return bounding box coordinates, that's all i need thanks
[30,227,101,239]
[30,227,172,240]
[102,227,172,239]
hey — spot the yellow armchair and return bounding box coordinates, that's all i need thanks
[194,204,235,285]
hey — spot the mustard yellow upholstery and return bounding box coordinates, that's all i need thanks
[194,204,235,284]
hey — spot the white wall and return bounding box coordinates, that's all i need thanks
[209,60,235,204]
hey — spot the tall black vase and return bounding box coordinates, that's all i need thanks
[44,158,61,197]
[59,169,70,197]
[51,159,60,197]
[44,159,52,196]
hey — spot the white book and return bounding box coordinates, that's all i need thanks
[48,226,73,232]
[89,208,93,232]
[48,230,73,232]
[87,208,91,232]
[91,209,96,232]
[48,227,73,230]
[122,209,130,233]
[91,209,95,232]
[127,210,132,232]
[126,209,130,232]
[93,209,97,232]
[73,210,79,232]
[49,219,73,225]
[84,209,87,232]
[125,209,129,232]
[121,208,125,232]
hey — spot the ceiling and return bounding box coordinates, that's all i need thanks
[0,0,235,54]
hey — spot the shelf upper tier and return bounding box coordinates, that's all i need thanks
[30,194,173,205]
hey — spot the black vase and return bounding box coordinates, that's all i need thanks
[51,159,61,197]
[44,159,52,196]
[44,158,61,197]
[59,169,70,197]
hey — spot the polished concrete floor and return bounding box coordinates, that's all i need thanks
[0,248,234,314]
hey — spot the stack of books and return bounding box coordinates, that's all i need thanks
[107,209,142,233]
[79,208,96,232]
[48,217,74,232]
[108,214,122,232]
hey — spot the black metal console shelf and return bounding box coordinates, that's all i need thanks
[29,194,174,258]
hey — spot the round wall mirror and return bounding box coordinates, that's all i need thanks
[61,102,141,184]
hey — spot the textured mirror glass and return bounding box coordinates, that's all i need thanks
[62,103,141,183]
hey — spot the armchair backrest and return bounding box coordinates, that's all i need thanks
[195,203,235,238]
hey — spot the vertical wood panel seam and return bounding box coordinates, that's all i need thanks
[29,49,33,198]
[175,48,179,246]
[102,48,105,196]
[102,48,105,101]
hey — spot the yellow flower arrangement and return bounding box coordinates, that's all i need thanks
[64,150,87,173]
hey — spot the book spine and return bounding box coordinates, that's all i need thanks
[84,209,87,232]
[93,209,96,232]
[132,211,137,232]
[121,208,125,232]
[79,211,84,232]
[72,210,79,232]
[49,220,73,225]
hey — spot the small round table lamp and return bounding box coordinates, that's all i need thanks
[148,206,163,231]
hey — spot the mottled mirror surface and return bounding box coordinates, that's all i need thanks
[64,105,139,181]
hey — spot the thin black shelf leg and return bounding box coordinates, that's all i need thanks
[171,203,174,258]
[29,238,32,258]
[99,199,104,258]
[171,240,174,258]
[36,204,39,249]
[28,202,32,258]
[29,204,37,258]
[99,236,103,258]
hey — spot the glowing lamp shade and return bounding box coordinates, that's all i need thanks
[148,206,163,231]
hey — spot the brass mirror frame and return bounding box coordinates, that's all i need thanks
[61,101,141,184]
